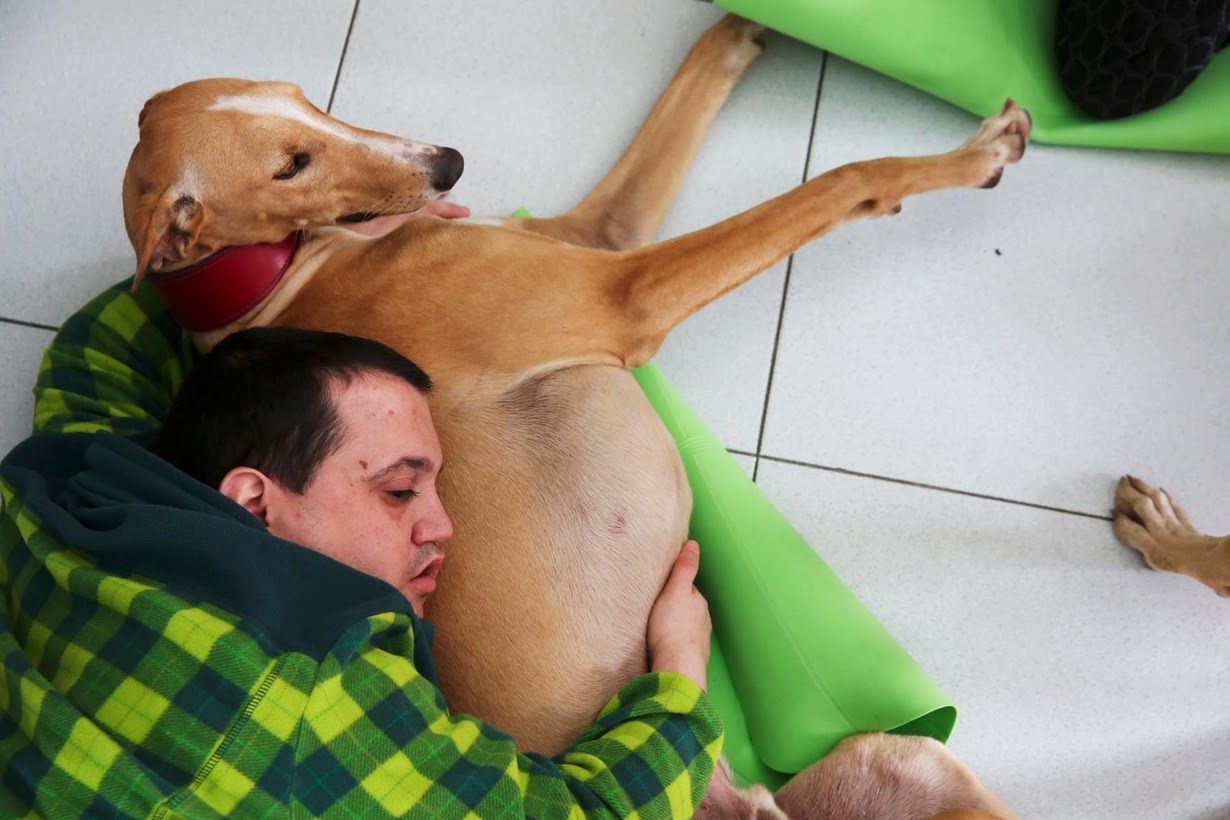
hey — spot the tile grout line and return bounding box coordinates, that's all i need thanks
[0,316,57,333]
[326,0,362,114]
[740,53,1106,524]
[757,452,1113,521]
[752,50,827,483]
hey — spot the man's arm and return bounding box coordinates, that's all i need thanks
[299,543,719,817]
[303,616,721,818]
[30,282,195,442]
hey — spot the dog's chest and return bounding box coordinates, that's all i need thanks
[434,366,692,605]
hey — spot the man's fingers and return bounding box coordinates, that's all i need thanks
[668,540,700,589]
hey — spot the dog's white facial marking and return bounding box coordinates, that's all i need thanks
[174,166,202,200]
[208,93,439,163]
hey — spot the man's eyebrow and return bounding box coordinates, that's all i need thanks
[366,457,435,481]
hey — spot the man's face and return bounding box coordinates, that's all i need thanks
[267,372,452,617]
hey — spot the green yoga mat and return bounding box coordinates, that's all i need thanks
[714,0,1230,155]
[633,365,956,789]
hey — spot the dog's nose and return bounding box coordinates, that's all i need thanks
[432,147,464,192]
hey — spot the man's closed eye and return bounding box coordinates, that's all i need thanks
[387,489,419,501]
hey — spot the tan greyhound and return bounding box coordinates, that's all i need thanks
[122,15,1027,816]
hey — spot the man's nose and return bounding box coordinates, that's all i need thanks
[421,496,453,545]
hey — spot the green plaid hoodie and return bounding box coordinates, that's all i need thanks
[0,281,723,818]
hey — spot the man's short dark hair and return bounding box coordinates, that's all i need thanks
[155,327,432,493]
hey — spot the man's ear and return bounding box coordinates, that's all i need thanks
[218,467,276,527]
[130,186,211,291]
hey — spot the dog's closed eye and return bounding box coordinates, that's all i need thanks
[274,152,311,181]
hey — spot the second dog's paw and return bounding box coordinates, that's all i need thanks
[1114,475,1197,535]
[1111,475,1196,570]
[1112,475,1230,597]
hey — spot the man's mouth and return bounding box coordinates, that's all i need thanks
[406,555,445,596]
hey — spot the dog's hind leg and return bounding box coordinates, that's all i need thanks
[505,14,768,250]
[693,737,1014,820]
[773,734,1016,820]
[1113,475,1230,597]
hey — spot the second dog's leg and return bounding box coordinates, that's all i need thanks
[1112,475,1230,597]
[500,14,768,250]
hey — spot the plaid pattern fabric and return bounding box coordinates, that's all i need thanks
[0,281,723,817]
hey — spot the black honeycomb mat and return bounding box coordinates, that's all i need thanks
[1055,0,1230,119]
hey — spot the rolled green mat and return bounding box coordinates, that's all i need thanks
[713,0,1230,155]
[704,636,785,789]
[632,363,956,788]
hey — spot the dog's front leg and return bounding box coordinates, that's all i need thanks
[467,14,767,251]
[520,14,767,251]
[604,102,1031,366]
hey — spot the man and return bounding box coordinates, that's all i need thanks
[0,285,721,817]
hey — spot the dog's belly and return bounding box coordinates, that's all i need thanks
[425,365,691,754]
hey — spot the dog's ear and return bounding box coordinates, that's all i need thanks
[130,187,211,291]
[136,90,169,129]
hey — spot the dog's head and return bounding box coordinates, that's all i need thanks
[123,78,463,287]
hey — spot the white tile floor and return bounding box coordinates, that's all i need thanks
[2,2,1229,817]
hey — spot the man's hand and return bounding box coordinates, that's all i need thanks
[647,540,712,691]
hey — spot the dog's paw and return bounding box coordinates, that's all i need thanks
[1112,475,1196,569]
[960,99,1031,189]
[707,14,767,71]
[734,17,768,48]
[1112,476,1230,597]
